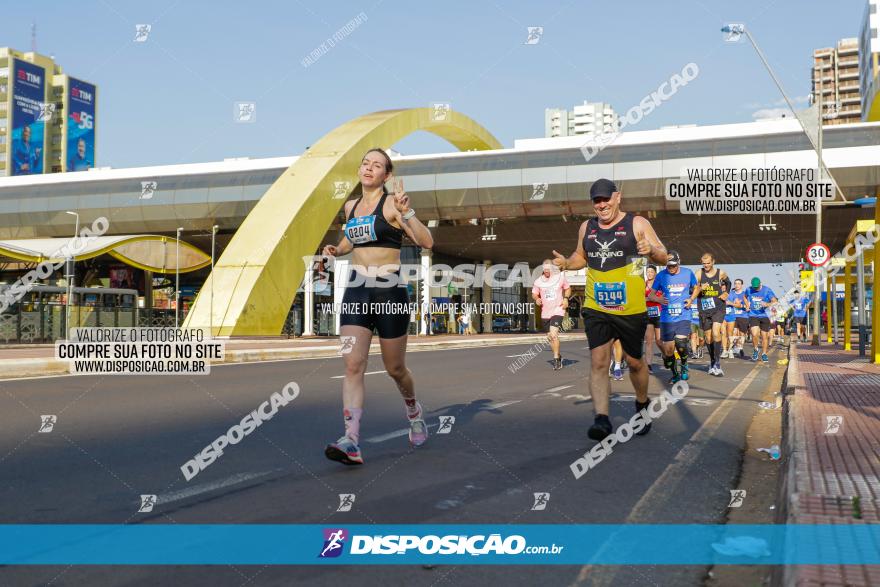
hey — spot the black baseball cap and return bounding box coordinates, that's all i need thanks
[667,250,681,266]
[589,178,618,200]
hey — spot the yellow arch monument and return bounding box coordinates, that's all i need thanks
[184,108,502,336]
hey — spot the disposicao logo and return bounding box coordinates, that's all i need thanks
[319,528,348,558]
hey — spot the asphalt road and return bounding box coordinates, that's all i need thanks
[0,338,787,587]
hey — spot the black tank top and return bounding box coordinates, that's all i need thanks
[698,268,723,312]
[344,188,404,250]
[581,212,646,315]
[582,212,638,271]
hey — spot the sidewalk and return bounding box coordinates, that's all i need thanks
[0,331,583,379]
[781,342,880,587]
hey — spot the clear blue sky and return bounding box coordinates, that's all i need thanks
[2,0,868,168]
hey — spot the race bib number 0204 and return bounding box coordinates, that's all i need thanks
[345,216,377,245]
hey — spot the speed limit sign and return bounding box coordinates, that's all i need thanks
[806,243,831,267]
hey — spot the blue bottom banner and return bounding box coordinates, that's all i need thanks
[1,524,878,565]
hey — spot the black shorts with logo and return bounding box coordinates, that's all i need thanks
[544,315,564,331]
[583,308,648,359]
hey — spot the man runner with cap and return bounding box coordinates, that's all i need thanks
[648,251,698,384]
[553,178,667,441]
[695,253,730,377]
[747,277,778,363]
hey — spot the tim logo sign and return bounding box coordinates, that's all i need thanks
[318,528,348,558]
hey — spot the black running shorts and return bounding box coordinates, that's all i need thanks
[340,270,411,339]
[583,308,647,359]
[544,315,564,331]
[735,317,750,333]
[699,307,725,331]
[748,316,772,332]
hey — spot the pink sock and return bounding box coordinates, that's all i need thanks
[404,398,421,419]
[344,408,363,443]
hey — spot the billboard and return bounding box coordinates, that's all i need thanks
[65,78,96,172]
[10,59,46,176]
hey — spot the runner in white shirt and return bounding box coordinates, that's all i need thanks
[532,260,572,370]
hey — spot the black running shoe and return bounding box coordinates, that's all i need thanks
[588,414,613,441]
[554,356,562,370]
[634,400,652,436]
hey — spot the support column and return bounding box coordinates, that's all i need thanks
[873,192,880,363]
[481,260,492,334]
[303,267,315,336]
[825,273,833,343]
[420,250,432,335]
[143,270,153,309]
[856,247,868,356]
[830,274,837,345]
[333,259,349,336]
[844,260,852,351]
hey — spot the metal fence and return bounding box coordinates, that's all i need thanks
[0,285,180,344]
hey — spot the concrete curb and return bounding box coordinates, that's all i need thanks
[778,343,802,587]
[0,333,583,378]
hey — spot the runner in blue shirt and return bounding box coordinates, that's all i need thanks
[792,292,809,343]
[746,277,778,363]
[725,279,749,358]
[646,250,699,383]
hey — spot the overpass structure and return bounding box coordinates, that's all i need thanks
[0,117,877,266]
[0,113,877,336]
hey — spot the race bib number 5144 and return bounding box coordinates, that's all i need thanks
[595,282,626,309]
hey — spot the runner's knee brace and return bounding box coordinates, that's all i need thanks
[675,337,689,360]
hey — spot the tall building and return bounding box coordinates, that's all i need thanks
[811,38,861,125]
[0,47,97,177]
[545,101,618,137]
[860,0,880,121]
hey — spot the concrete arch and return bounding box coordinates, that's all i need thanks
[183,108,502,336]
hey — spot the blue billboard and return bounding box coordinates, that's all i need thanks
[66,78,96,172]
[10,59,46,176]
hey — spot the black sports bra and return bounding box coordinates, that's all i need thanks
[344,188,404,249]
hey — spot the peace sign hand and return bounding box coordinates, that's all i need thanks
[392,178,410,214]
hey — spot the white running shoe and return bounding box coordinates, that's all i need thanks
[408,402,428,447]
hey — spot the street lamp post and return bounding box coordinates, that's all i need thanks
[721,24,842,346]
[64,211,79,339]
[175,227,183,328]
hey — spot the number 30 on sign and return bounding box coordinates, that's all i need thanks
[806,243,830,267]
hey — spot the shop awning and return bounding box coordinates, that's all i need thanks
[0,235,211,274]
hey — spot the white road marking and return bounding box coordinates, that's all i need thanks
[330,370,386,379]
[572,364,762,586]
[545,384,573,393]
[481,400,522,410]
[156,470,278,506]
[365,422,439,444]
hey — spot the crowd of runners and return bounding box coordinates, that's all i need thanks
[318,152,809,463]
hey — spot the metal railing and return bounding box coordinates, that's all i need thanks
[0,285,181,343]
